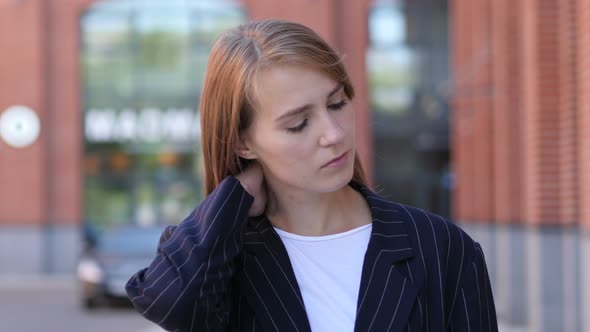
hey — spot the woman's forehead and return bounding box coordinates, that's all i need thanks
[251,64,339,114]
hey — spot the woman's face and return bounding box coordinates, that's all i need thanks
[239,64,356,193]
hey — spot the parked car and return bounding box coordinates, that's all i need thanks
[77,225,165,309]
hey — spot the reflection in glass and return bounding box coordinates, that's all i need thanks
[81,0,245,230]
[368,0,451,217]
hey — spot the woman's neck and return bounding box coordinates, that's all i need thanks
[264,181,371,236]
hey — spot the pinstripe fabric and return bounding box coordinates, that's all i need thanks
[126,176,498,331]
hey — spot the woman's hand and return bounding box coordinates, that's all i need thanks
[236,162,267,217]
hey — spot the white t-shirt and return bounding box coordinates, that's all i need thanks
[274,223,372,332]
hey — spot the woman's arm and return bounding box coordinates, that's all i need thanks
[447,242,498,331]
[126,176,253,332]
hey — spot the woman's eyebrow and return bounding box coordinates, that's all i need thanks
[327,82,344,98]
[275,83,344,123]
[275,104,311,123]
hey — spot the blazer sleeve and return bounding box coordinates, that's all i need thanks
[447,242,498,331]
[125,176,253,332]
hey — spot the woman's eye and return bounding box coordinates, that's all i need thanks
[287,119,308,133]
[328,99,347,110]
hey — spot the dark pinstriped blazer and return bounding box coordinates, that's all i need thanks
[126,176,498,332]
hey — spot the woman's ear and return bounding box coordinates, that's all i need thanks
[235,134,257,160]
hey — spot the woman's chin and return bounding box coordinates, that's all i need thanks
[314,167,355,193]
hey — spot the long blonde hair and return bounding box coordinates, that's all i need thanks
[200,19,367,195]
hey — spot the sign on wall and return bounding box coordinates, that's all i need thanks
[0,105,41,148]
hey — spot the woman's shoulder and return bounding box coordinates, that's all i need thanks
[403,203,480,262]
[372,196,481,266]
[353,182,480,261]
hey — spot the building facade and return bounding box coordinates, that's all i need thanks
[451,0,590,330]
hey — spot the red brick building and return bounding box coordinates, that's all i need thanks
[450,1,590,330]
[451,0,590,229]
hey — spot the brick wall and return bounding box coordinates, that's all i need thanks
[0,0,45,225]
[577,0,590,229]
[451,0,588,228]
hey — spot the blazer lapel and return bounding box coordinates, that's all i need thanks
[352,183,422,332]
[240,216,311,332]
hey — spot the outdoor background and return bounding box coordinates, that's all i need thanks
[0,0,589,331]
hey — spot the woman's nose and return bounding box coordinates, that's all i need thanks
[318,113,345,147]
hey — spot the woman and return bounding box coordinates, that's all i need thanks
[126,19,498,332]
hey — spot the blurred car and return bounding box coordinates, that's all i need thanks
[77,225,165,309]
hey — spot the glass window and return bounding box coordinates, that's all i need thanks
[81,0,245,230]
[368,0,451,217]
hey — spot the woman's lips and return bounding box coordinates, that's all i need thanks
[322,151,349,168]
